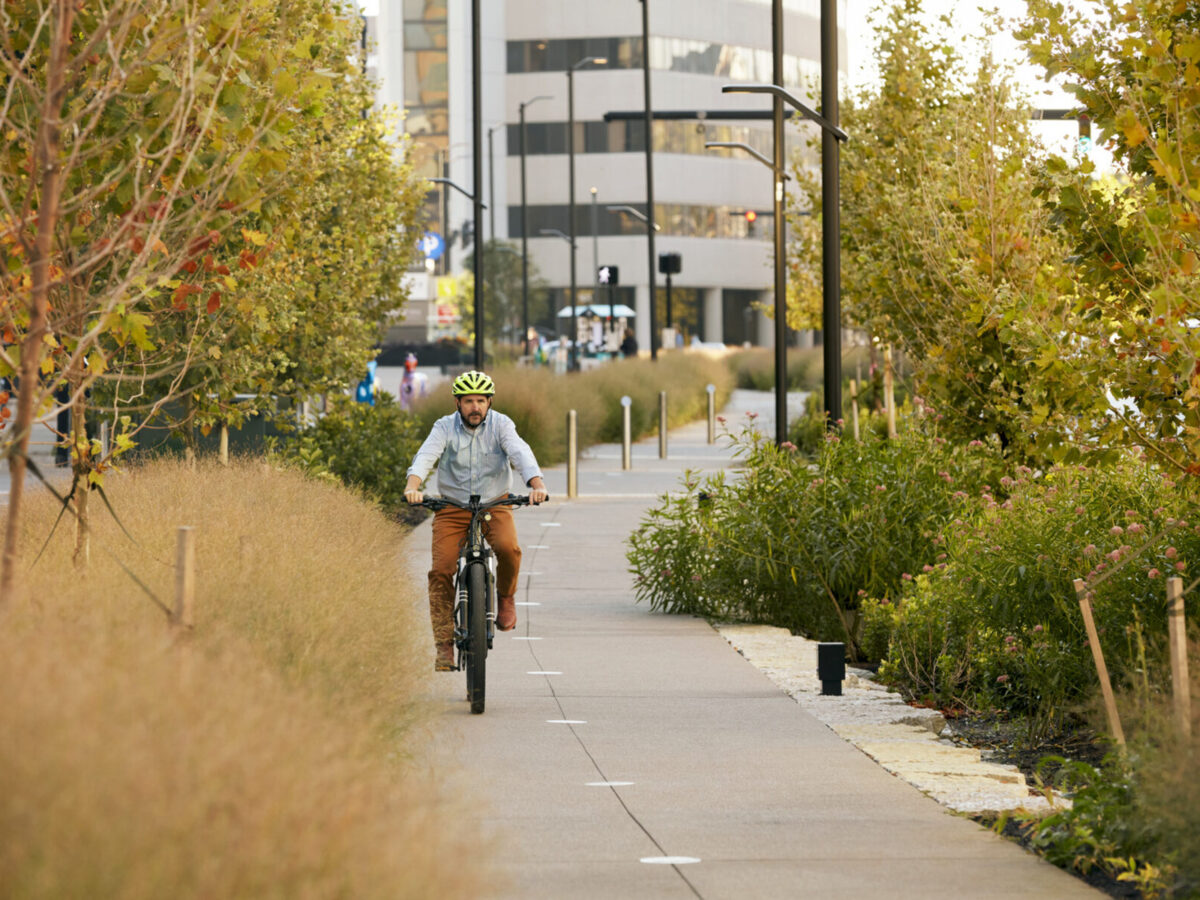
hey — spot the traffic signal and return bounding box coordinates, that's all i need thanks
[460,219,474,249]
[744,209,758,235]
[598,265,619,286]
[658,252,681,275]
[1078,113,1092,152]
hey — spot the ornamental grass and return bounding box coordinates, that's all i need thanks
[0,460,486,899]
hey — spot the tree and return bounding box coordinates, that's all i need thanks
[461,239,551,360]
[1017,0,1200,477]
[790,1,1067,457]
[0,0,374,594]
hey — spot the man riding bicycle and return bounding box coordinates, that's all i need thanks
[404,371,549,671]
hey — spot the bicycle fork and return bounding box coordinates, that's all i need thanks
[454,552,498,652]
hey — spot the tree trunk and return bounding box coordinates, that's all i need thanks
[70,367,90,570]
[0,2,76,609]
[181,393,197,466]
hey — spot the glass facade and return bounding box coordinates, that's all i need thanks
[507,36,819,92]
[403,0,449,179]
[510,203,774,241]
[507,119,810,165]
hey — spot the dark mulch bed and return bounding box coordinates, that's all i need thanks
[940,709,1110,784]
[938,709,1137,899]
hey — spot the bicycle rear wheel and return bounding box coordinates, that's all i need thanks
[466,562,488,714]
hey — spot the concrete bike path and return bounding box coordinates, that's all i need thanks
[411,391,1098,899]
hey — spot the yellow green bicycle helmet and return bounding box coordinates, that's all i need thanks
[451,370,496,396]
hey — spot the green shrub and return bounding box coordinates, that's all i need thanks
[627,415,999,654]
[1018,756,1172,898]
[869,460,1200,736]
[272,393,425,519]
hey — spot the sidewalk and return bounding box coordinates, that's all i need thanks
[411,391,1098,899]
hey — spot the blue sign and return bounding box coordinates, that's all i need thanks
[419,231,445,261]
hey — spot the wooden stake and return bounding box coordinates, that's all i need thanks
[219,422,229,466]
[884,344,897,439]
[849,378,861,441]
[173,526,195,633]
[1074,578,1125,746]
[1168,577,1192,739]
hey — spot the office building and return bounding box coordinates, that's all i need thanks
[367,0,845,352]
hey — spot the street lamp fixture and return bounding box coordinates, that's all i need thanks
[720,84,849,142]
[566,54,607,371]
[703,141,789,177]
[606,205,662,232]
[539,228,575,245]
[428,177,486,207]
[518,94,552,358]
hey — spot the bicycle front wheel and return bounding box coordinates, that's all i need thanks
[466,562,488,714]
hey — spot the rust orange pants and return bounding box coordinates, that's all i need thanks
[428,506,521,644]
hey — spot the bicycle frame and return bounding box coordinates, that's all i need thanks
[421,493,531,714]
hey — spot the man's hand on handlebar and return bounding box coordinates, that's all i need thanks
[404,475,424,505]
[527,476,549,506]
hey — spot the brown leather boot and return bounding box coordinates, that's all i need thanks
[435,640,455,671]
[496,595,516,632]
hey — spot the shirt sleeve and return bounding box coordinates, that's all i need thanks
[407,416,450,483]
[496,414,542,486]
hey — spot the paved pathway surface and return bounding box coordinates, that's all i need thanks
[409,390,1098,899]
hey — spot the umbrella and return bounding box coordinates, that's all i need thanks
[556,303,636,318]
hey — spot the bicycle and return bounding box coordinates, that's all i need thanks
[419,493,538,714]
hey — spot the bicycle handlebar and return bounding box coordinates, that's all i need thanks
[417,493,544,512]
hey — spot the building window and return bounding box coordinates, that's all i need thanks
[509,203,771,241]
[507,119,809,165]
[506,35,819,92]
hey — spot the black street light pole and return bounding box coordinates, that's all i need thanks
[720,81,848,447]
[487,125,496,243]
[771,0,786,446]
[519,95,551,357]
[470,0,484,369]
[820,0,842,429]
[567,55,606,372]
[640,0,658,360]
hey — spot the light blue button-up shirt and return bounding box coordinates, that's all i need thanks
[406,410,543,505]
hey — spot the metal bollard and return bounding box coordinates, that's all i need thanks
[621,395,632,470]
[658,391,668,459]
[566,409,578,498]
[706,383,716,444]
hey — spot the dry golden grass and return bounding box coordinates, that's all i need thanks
[410,351,734,467]
[0,460,486,899]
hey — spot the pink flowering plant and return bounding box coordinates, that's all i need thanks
[869,459,1200,738]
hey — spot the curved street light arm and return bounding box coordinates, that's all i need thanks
[605,205,662,231]
[520,94,553,112]
[539,228,577,248]
[428,177,487,207]
[720,83,849,142]
[703,141,789,178]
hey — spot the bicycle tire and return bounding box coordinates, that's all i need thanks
[466,562,488,714]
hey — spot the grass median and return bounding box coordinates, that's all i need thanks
[0,459,486,899]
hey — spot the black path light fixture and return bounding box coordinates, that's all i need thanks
[519,94,552,356]
[566,53,607,371]
[719,0,848,446]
